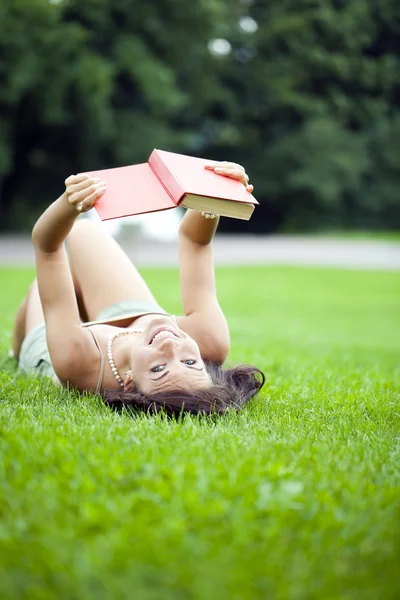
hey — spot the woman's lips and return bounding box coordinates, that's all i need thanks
[148,327,179,345]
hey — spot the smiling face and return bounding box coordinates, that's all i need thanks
[125,316,212,395]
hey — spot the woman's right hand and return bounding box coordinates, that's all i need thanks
[64,174,107,213]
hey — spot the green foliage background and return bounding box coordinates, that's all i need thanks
[0,0,399,232]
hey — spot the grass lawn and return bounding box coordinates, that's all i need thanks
[0,266,399,600]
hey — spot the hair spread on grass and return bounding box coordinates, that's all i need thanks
[103,362,265,416]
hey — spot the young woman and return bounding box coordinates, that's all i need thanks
[12,161,265,415]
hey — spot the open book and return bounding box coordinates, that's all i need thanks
[87,149,257,221]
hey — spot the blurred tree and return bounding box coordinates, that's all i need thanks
[205,0,400,232]
[0,0,399,231]
[0,0,239,229]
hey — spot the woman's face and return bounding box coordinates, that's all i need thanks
[126,316,212,395]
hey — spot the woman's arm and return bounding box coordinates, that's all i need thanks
[32,177,106,252]
[177,162,253,363]
[178,209,220,246]
[31,175,106,382]
[178,210,228,363]
[178,209,220,314]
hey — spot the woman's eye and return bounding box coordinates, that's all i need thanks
[182,360,197,366]
[151,365,165,373]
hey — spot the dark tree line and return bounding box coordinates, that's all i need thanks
[0,0,399,232]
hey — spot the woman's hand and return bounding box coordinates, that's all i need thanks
[64,174,107,213]
[204,161,254,193]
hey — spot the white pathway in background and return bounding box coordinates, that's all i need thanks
[0,234,399,270]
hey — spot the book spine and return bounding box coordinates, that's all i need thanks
[148,150,186,205]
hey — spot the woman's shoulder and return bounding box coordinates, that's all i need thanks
[51,325,109,390]
[175,314,230,365]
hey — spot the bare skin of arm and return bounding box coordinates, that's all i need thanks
[31,177,107,384]
[176,163,253,364]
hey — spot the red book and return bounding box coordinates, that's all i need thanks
[87,149,257,221]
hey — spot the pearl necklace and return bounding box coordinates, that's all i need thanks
[107,329,143,388]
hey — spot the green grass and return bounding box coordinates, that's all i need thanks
[0,266,399,600]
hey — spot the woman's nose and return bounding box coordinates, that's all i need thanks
[158,336,180,355]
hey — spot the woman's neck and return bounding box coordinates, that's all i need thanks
[111,331,141,384]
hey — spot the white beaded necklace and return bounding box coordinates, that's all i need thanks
[107,329,143,388]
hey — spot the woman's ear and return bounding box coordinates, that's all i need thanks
[123,369,134,391]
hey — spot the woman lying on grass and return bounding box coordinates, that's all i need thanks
[12,161,265,415]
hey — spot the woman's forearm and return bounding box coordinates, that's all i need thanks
[178,209,220,245]
[32,175,106,252]
[32,192,78,253]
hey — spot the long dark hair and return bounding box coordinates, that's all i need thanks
[103,362,265,416]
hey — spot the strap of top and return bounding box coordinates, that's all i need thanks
[86,327,106,394]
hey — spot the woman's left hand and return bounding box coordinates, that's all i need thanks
[204,161,254,193]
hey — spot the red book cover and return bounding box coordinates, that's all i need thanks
[149,149,257,206]
[88,150,257,221]
[88,163,177,221]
